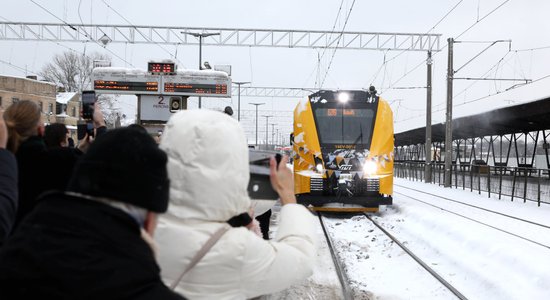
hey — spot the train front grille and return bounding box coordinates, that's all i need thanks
[357,178,379,193]
[310,177,324,192]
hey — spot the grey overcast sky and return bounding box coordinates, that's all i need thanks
[1,0,549,139]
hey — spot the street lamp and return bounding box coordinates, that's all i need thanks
[271,123,275,148]
[262,115,272,150]
[250,103,265,148]
[234,81,250,121]
[181,31,220,109]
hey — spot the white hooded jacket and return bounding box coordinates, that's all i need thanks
[155,110,317,300]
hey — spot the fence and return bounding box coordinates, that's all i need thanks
[394,161,550,206]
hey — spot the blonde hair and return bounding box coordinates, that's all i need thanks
[3,100,41,153]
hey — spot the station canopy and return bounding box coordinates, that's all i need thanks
[395,96,550,147]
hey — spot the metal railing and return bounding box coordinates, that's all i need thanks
[394,161,550,206]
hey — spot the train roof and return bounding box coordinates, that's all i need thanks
[394,96,550,146]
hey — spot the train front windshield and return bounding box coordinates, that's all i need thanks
[314,108,375,146]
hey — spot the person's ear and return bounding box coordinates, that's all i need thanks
[144,212,158,236]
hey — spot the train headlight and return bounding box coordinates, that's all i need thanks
[363,160,378,175]
[315,163,324,173]
[338,92,350,103]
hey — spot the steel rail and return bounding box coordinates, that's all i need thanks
[363,213,468,300]
[395,184,550,230]
[317,213,354,300]
[394,191,550,251]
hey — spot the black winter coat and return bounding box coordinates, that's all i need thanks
[13,136,82,228]
[0,192,185,300]
[0,149,17,246]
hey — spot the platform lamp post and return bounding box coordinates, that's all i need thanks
[271,123,276,148]
[234,81,250,121]
[250,103,265,148]
[262,115,272,150]
[181,31,220,109]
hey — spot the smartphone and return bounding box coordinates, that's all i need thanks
[81,90,96,120]
[77,122,94,140]
[247,151,283,200]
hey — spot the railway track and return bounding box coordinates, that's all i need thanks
[318,212,468,299]
[394,186,550,251]
[395,184,550,230]
[317,213,354,300]
[362,213,468,300]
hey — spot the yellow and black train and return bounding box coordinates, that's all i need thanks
[292,88,393,212]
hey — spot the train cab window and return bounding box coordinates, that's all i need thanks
[314,108,375,146]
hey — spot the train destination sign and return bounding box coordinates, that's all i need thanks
[92,67,231,97]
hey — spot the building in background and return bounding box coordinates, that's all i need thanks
[0,75,56,124]
[56,92,80,140]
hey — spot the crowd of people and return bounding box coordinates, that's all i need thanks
[0,100,317,299]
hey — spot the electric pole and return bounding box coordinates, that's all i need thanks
[425,50,433,183]
[444,38,454,187]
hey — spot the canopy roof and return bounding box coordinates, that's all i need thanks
[395,97,550,146]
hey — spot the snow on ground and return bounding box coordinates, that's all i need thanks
[267,178,550,299]
[261,204,345,300]
[323,215,455,299]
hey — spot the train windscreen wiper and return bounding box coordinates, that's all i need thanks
[352,123,363,147]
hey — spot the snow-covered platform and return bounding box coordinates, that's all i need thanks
[265,178,550,299]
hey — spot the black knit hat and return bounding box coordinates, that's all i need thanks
[67,127,170,212]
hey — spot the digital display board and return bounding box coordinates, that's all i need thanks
[93,68,231,97]
[164,83,228,95]
[163,73,231,97]
[94,80,158,92]
[148,62,176,74]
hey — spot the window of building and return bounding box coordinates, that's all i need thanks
[48,103,53,114]
[0,96,2,107]
[72,106,76,117]
[56,102,63,115]
[12,97,19,103]
[39,101,43,112]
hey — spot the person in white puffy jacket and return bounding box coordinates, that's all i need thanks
[155,110,317,300]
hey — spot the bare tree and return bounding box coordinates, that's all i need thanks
[40,51,110,92]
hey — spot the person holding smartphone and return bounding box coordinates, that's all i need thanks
[155,110,317,299]
[0,127,185,299]
[3,98,106,229]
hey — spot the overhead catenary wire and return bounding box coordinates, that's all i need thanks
[101,0,185,67]
[0,58,39,75]
[388,0,511,100]
[368,0,464,88]
[514,45,550,52]
[29,0,136,68]
[305,0,345,89]
[0,13,90,74]
[398,70,550,124]
[320,0,357,88]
